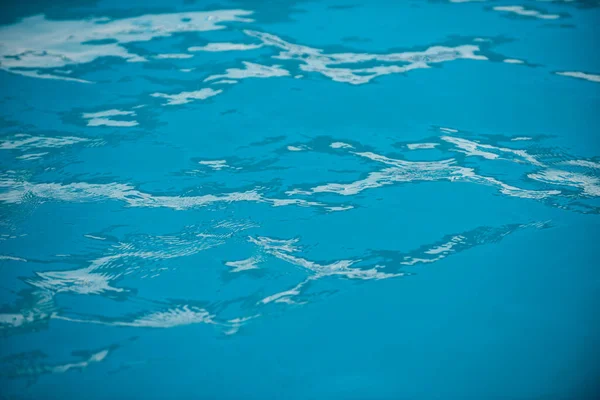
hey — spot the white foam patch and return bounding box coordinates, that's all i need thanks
[407,143,438,150]
[556,71,600,83]
[493,5,560,19]
[151,88,222,105]
[511,137,532,141]
[204,61,290,82]
[188,43,262,52]
[82,109,138,127]
[225,257,260,272]
[0,10,254,81]
[244,30,487,85]
[503,58,525,64]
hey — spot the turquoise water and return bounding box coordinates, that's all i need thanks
[1,0,599,398]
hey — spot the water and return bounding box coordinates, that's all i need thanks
[0,1,599,399]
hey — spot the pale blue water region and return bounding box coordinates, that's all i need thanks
[0,0,599,399]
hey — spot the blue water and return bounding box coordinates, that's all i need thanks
[1,0,599,398]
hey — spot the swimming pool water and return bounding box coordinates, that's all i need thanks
[1,0,599,399]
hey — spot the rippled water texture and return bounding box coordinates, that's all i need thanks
[1,0,599,399]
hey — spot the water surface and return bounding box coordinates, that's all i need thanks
[1,0,599,399]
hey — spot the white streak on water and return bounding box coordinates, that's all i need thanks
[113,306,214,328]
[151,88,222,105]
[26,228,232,297]
[86,119,138,127]
[287,148,560,200]
[252,235,402,305]
[225,257,261,272]
[493,5,560,19]
[204,61,289,82]
[198,160,230,170]
[407,143,438,150]
[0,178,335,211]
[0,134,91,150]
[330,142,354,149]
[0,10,254,81]
[154,53,193,59]
[51,350,110,374]
[424,235,466,255]
[16,152,48,160]
[244,30,487,85]
[55,306,214,328]
[0,68,93,83]
[7,347,111,377]
[84,234,106,241]
[188,43,262,52]
[251,236,398,280]
[440,127,459,133]
[0,291,55,330]
[0,255,27,262]
[562,160,600,169]
[556,71,600,83]
[260,280,307,304]
[441,136,544,166]
[528,169,600,197]
[28,266,124,295]
[82,109,138,127]
[211,79,238,85]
